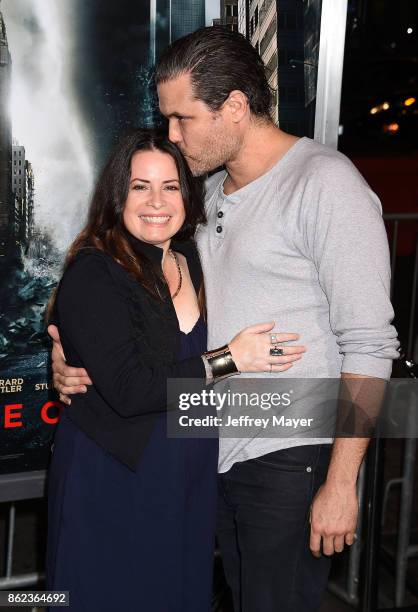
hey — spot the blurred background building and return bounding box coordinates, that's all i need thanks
[0,12,34,261]
[237,0,321,131]
[0,10,12,259]
[214,0,238,31]
[171,0,206,40]
[12,143,34,250]
[151,0,206,61]
[239,0,280,122]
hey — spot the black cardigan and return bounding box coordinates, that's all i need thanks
[54,235,206,471]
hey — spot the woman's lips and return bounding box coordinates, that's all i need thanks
[139,215,171,226]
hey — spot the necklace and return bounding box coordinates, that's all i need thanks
[168,249,182,299]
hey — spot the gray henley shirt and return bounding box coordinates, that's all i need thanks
[196,136,399,474]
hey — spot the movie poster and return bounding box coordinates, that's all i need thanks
[0,0,320,475]
[0,0,208,474]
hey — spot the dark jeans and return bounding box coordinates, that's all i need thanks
[216,444,333,612]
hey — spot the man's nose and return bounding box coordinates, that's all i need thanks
[168,119,181,144]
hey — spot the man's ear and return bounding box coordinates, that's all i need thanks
[224,89,249,123]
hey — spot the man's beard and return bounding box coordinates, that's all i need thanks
[184,136,240,177]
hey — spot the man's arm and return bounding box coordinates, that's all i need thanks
[302,156,399,556]
[309,372,386,556]
[48,325,93,404]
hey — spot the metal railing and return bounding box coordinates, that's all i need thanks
[385,213,418,359]
[0,472,46,590]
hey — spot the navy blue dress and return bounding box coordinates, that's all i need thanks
[46,317,218,612]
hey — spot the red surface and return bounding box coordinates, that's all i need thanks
[350,154,418,256]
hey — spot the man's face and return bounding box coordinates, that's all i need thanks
[157,72,242,176]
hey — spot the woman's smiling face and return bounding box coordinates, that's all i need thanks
[123,149,186,251]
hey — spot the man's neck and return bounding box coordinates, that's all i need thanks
[223,124,300,196]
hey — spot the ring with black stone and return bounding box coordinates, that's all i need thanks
[270,347,284,356]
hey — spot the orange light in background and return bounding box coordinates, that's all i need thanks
[383,123,400,133]
[404,97,416,107]
[370,102,391,114]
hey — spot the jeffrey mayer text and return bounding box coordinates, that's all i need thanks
[224,415,314,429]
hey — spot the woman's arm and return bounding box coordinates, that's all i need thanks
[56,252,206,418]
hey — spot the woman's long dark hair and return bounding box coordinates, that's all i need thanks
[66,128,205,298]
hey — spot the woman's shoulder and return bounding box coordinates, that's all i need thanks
[65,247,114,275]
[59,248,129,295]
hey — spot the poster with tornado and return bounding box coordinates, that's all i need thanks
[0,0,207,474]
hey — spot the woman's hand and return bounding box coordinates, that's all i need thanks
[228,322,305,373]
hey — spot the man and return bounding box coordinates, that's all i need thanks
[50,28,399,611]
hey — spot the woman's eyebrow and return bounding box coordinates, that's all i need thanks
[130,178,180,184]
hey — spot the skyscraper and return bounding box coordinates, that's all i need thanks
[12,143,34,247]
[0,9,12,259]
[219,0,239,32]
[171,0,205,42]
[12,143,26,202]
[238,0,250,37]
[14,156,34,249]
[238,0,316,135]
[242,0,281,123]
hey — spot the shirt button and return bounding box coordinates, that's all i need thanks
[216,226,223,233]
[217,211,224,218]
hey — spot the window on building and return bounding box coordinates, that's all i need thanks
[255,6,259,27]
[233,5,238,17]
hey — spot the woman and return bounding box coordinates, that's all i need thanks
[46,129,305,611]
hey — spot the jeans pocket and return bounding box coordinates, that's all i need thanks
[251,445,320,472]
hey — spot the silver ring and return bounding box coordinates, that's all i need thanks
[270,347,284,356]
[270,334,277,344]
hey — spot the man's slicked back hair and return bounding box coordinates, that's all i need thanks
[155,27,273,120]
